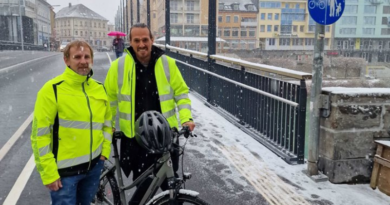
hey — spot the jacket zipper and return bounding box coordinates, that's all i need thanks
[82,82,93,170]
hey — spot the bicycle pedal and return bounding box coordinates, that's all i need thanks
[183,172,192,180]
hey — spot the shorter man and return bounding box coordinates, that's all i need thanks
[31,40,112,205]
[113,34,125,59]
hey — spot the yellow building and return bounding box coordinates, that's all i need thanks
[257,0,332,50]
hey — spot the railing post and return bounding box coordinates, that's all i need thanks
[238,66,246,124]
[165,0,170,52]
[207,0,216,104]
[130,0,133,26]
[147,0,150,26]
[296,79,307,164]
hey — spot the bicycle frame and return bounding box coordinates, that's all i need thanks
[103,134,178,205]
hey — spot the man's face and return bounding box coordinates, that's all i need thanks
[64,46,93,76]
[130,27,154,62]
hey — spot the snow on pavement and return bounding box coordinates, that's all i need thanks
[187,93,390,205]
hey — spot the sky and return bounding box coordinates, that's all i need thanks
[46,0,120,24]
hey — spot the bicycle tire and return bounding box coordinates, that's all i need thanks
[94,169,121,205]
[149,194,210,205]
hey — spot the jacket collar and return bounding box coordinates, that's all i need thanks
[63,67,93,84]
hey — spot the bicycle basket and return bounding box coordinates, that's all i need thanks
[134,111,172,154]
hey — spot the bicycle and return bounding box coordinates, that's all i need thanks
[94,127,210,205]
[308,0,326,9]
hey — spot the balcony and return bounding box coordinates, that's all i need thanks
[241,22,257,27]
[369,0,383,5]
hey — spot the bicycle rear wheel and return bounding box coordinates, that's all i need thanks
[150,194,210,205]
[93,167,121,205]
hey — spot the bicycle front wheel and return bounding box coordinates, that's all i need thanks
[94,168,120,205]
[150,194,210,205]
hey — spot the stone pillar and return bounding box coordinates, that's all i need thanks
[318,88,390,183]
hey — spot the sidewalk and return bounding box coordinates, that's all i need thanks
[188,93,390,205]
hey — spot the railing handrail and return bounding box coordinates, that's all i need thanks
[174,58,299,107]
[154,43,312,80]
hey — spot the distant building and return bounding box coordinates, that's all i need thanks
[256,0,333,51]
[334,0,390,63]
[55,3,112,49]
[218,1,258,50]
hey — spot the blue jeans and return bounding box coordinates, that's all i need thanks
[115,51,123,59]
[50,160,104,205]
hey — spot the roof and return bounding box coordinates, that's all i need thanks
[55,4,107,21]
[155,37,226,42]
[219,0,257,12]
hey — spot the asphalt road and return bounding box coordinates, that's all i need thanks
[0,51,267,205]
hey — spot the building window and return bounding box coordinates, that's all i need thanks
[99,32,101,37]
[382,17,390,25]
[232,28,239,36]
[241,28,247,37]
[187,14,194,23]
[364,5,376,14]
[267,25,272,32]
[249,28,256,36]
[300,25,304,32]
[281,25,292,34]
[363,28,375,35]
[226,16,231,23]
[341,16,357,25]
[75,31,78,35]
[260,25,265,32]
[345,5,358,13]
[218,16,222,22]
[293,25,297,32]
[103,24,106,28]
[279,38,290,46]
[218,29,222,37]
[80,31,83,36]
[153,13,156,18]
[268,13,272,20]
[98,23,101,28]
[275,13,279,20]
[326,26,330,32]
[308,25,315,32]
[80,21,83,26]
[295,3,299,9]
[305,38,314,46]
[170,1,178,10]
[292,38,303,46]
[339,28,356,35]
[285,3,289,9]
[274,25,279,32]
[234,16,239,23]
[261,13,265,20]
[384,6,390,14]
[224,28,230,37]
[171,14,178,23]
[364,17,376,25]
[94,22,96,28]
[268,38,275,46]
[187,0,195,11]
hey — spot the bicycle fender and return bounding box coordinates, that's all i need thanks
[145,189,200,205]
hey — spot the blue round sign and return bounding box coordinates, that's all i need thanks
[308,0,345,25]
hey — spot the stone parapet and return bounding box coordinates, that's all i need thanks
[318,87,390,183]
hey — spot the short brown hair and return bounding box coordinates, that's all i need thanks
[129,23,153,41]
[63,40,94,59]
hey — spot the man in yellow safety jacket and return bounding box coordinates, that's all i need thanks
[30,40,112,205]
[104,23,195,204]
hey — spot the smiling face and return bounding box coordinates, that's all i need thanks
[130,27,154,63]
[64,45,93,76]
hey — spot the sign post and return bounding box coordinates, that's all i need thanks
[307,0,345,177]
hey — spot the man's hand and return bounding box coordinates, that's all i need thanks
[182,121,195,131]
[46,179,62,191]
[100,155,106,161]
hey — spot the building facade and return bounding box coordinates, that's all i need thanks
[55,3,112,49]
[334,0,390,63]
[257,0,332,51]
[218,1,258,50]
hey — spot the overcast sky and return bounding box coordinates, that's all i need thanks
[47,0,120,24]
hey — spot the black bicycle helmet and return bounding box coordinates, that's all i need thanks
[134,110,172,154]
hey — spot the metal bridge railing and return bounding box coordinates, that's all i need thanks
[155,43,312,164]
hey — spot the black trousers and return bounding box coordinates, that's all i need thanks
[120,137,180,205]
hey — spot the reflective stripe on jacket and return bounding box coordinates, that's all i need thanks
[104,49,192,138]
[31,67,112,185]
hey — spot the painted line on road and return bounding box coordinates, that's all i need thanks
[215,142,310,205]
[0,112,33,162]
[3,154,35,205]
[0,54,59,76]
[106,52,112,63]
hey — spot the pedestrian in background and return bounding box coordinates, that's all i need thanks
[30,40,112,205]
[113,34,125,59]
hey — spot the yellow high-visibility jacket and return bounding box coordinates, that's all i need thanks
[104,48,192,138]
[31,67,112,185]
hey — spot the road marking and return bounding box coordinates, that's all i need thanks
[0,54,59,76]
[106,52,112,63]
[216,143,310,205]
[3,154,35,205]
[0,112,33,162]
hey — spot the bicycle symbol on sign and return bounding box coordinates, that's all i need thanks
[308,0,326,9]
